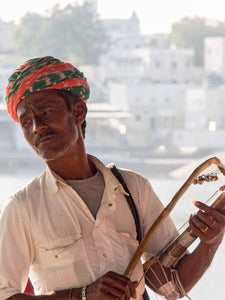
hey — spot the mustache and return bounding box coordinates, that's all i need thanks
[33,129,58,146]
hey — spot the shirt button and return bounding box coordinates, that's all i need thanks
[103,253,107,258]
[55,255,58,259]
[108,203,113,207]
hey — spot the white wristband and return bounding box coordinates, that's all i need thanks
[81,286,86,300]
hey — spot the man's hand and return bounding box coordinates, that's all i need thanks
[7,272,137,300]
[85,271,137,300]
[174,200,225,293]
[189,201,225,245]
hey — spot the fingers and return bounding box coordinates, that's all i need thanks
[193,201,224,221]
[189,201,225,245]
[197,211,214,225]
[103,273,137,300]
[86,271,137,300]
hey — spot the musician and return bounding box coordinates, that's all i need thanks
[0,56,224,300]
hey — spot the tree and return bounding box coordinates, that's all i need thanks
[171,17,225,66]
[13,3,109,65]
[13,13,49,57]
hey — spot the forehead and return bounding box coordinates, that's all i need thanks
[17,90,66,116]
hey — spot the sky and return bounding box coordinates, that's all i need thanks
[0,0,225,34]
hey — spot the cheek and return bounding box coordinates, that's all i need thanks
[22,128,33,144]
[60,119,78,136]
[63,127,78,142]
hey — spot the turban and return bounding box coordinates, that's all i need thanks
[5,56,90,122]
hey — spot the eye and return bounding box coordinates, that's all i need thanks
[21,118,31,128]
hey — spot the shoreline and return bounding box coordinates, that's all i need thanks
[0,150,194,178]
[0,148,224,179]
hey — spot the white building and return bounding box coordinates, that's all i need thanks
[102,11,141,43]
[172,84,225,149]
[0,20,15,53]
[108,81,186,147]
[135,46,195,84]
[99,10,225,150]
[86,103,131,150]
[204,37,225,81]
[171,37,225,150]
[101,20,197,148]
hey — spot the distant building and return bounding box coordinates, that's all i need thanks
[102,11,140,40]
[0,64,17,103]
[108,81,186,147]
[86,103,131,150]
[0,20,15,53]
[172,85,225,149]
[100,14,197,148]
[135,46,195,84]
[0,19,26,104]
[204,37,225,81]
[142,33,170,49]
[2,2,225,152]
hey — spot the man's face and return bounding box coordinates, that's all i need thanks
[17,89,81,161]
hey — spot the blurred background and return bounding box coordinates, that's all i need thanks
[0,1,225,299]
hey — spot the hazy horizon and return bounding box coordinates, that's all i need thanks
[0,0,225,34]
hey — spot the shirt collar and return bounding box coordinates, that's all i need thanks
[44,154,129,196]
[45,167,66,194]
[88,154,129,196]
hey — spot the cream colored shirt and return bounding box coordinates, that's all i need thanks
[0,155,177,300]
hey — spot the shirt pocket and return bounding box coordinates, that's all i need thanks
[35,232,86,268]
[117,232,139,256]
[117,232,145,295]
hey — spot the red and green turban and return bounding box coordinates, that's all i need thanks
[5,56,90,122]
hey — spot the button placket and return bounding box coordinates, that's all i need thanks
[105,185,117,210]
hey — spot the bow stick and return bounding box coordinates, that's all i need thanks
[124,156,225,278]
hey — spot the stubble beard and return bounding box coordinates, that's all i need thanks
[35,138,77,162]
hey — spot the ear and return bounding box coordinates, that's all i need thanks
[71,101,87,124]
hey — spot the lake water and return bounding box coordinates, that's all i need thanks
[0,171,224,300]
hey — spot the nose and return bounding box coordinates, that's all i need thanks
[32,115,48,135]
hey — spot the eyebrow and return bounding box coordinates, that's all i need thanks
[17,111,31,123]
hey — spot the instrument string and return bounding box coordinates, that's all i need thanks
[129,158,225,299]
[137,189,220,297]
[172,190,219,238]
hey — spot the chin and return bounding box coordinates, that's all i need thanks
[34,149,57,161]
[35,142,75,162]
[39,149,69,162]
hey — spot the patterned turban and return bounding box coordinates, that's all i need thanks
[5,56,90,122]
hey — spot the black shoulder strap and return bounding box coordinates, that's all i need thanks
[110,164,150,300]
[110,164,142,243]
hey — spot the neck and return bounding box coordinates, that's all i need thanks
[46,148,96,180]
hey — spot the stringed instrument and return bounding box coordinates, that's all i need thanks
[124,157,225,299]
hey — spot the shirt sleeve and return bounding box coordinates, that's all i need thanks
[119,169,178,258]
[140,178,178,257]
[0,197,34,299]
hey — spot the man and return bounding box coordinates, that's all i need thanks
[0,56,224,300]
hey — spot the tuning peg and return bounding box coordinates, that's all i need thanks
[193,173,218,184]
